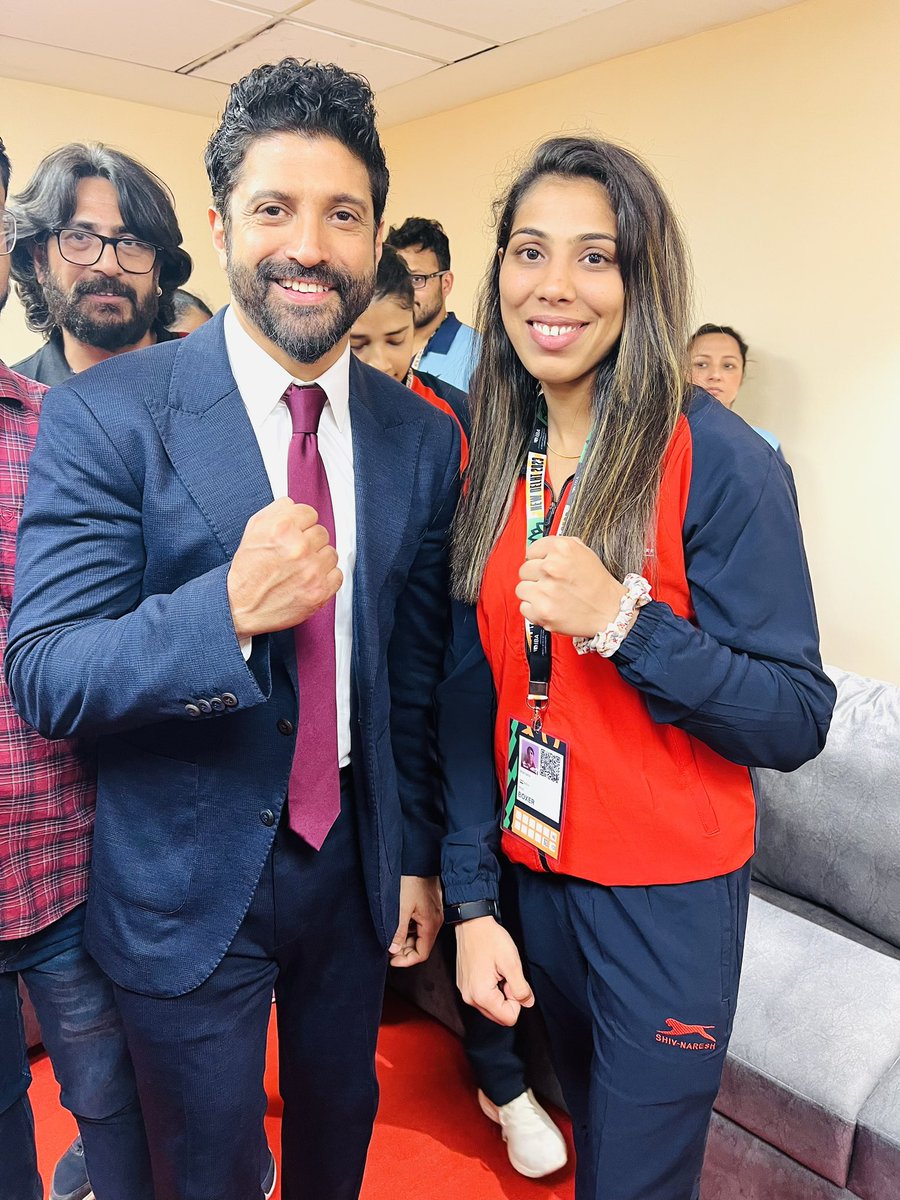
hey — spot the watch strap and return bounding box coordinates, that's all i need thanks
[443,898,501,925]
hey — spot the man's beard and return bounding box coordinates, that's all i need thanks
[228,256,375,365]
[0,281,7,317]
[43,272,158,351]
[413,287,443,330]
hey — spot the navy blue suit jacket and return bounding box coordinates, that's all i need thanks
[6,312,460,997]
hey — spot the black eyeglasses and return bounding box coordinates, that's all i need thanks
[48,227,161,274]
[407,269,448,290]
[0,211,16,256]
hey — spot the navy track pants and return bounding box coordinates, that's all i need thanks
[514,860,751,1200]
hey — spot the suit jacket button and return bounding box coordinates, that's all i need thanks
[222,693,238,708]
[209,696,225,712]
[197,699,212,714]
[259,809,275,826]
[185,703,201,718]
[277,718,294,736]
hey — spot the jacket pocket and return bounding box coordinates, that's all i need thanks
[669,728,720,836]
[93,739,199,913]
[686,740,721,836]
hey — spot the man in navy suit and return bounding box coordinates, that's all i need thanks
[6,59,459,1200]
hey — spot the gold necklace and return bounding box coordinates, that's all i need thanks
[547,444,584,459]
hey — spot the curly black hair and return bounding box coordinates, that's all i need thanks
[206,58,389,224]
[387,217,451,272]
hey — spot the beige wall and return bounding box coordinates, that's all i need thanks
[0,0,896,681]
[0,77,226,364]
[381,0,900,683]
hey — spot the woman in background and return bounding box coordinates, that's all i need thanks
[438,136,834,1199]
[690,322,781,452]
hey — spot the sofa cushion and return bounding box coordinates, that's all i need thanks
[846,1056,900,1200]
[751,881,900,963]
[714,894,900,1187]
[702,1111,856,1200]
[753,666,900,949]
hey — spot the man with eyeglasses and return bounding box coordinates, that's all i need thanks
[10,142,192,385]
[0,135,159,1200]
[387,217,481,393]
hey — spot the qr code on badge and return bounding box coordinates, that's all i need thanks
[539,749,561,785]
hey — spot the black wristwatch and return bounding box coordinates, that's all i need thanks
[443,899,501,925]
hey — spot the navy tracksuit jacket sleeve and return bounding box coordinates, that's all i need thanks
[436,600,502,905]
[440,389,835,905]
[613,392,834,771]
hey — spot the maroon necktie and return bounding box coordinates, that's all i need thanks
[284,383,341,848]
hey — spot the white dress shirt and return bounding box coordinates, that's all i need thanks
[223,305,355,767]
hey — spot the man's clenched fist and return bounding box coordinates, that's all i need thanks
[227,497,342,639]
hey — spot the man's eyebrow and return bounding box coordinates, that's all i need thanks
[68,220,130,235]
[331,192,368,208]
[245,189,293,207]
[244,190,369,210]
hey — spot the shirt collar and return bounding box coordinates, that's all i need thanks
[0,359,45,415]
[223,304,351,432]
[426,311,463,355]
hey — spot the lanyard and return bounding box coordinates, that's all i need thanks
[524,408,591,729]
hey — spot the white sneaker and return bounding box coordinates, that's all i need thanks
[262,1149,277,1200]
[478,1087,568,1178]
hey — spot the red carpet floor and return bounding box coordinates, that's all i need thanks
[30,991,575,1199]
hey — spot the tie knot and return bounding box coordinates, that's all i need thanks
[285,383,327,434]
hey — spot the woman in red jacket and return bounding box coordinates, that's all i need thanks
[439,136,834,1199]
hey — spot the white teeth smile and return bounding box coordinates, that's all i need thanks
[280,280,329,293]
[533,322,579,337]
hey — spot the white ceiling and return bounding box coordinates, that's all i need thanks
[0,0,807,128]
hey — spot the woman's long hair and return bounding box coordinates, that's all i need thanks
[452,136,692,602]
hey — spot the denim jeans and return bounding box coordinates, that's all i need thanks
[0,903,153,1200]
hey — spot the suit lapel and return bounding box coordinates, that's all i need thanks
[144,312,273,561]
[145,327,427,703]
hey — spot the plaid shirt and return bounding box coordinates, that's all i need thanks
[0,362,95,939]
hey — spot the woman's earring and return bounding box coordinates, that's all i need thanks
[156,286,163,297]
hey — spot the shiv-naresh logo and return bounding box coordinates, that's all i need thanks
[656,1018,717,1051]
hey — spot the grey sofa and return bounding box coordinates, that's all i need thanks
[395,666,900,1197]
[703,666,900,1199]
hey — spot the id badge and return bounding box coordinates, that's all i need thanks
[504,718,568,860]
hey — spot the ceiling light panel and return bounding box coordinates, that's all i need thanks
[378,0,629,44]
[5,0,268,71]
[191,21,437,91]
[292,1,493,63]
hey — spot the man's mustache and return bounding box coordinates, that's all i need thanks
[73,278,138,303]
[256,261,349,294]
